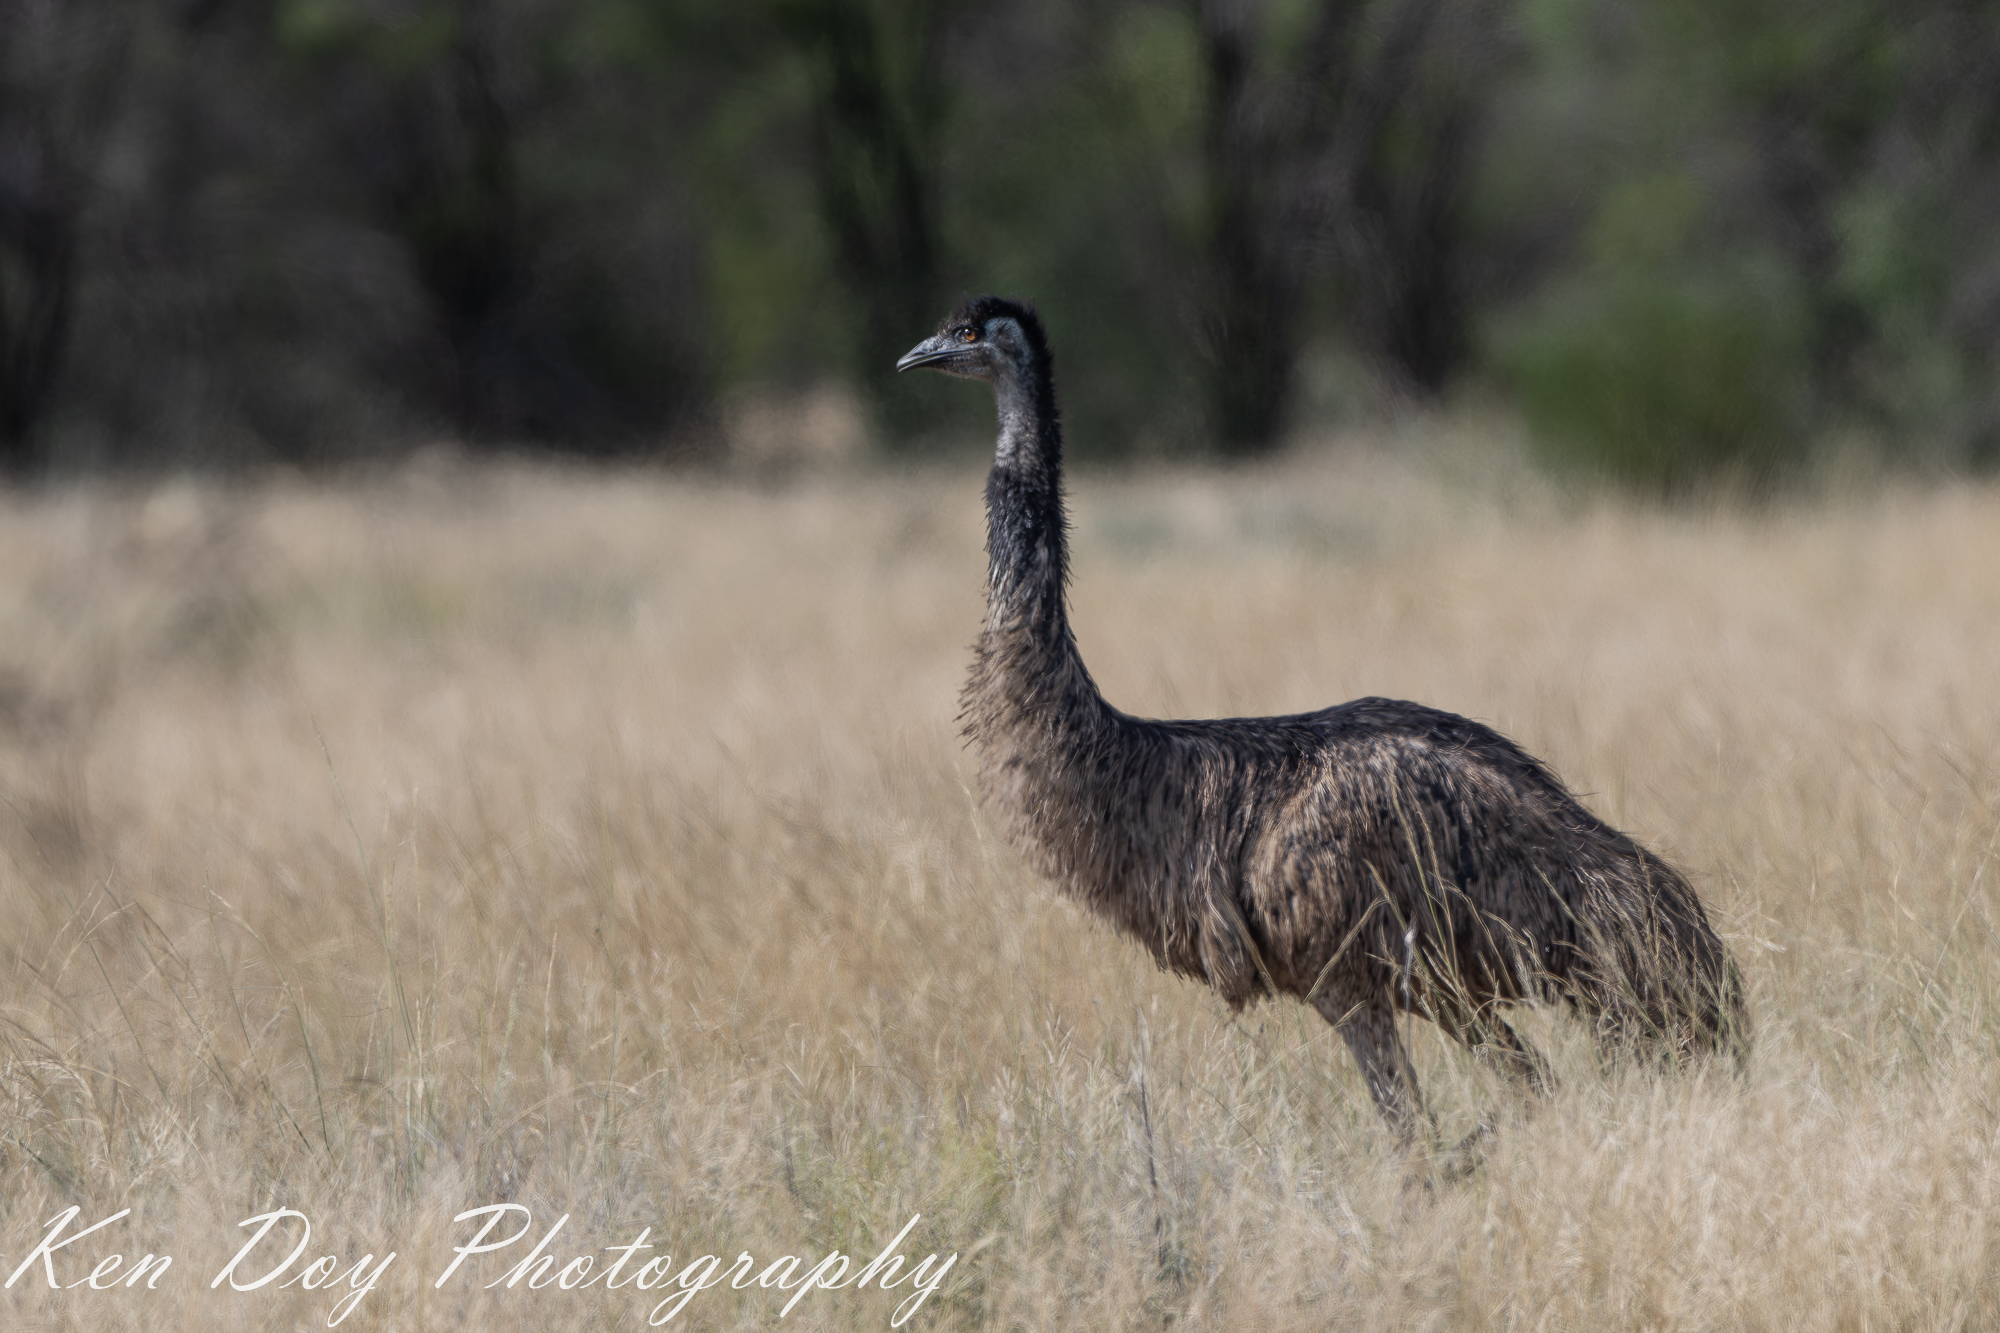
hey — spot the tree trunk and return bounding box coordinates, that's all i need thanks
[0,1,130,476]
[780,0,950,444]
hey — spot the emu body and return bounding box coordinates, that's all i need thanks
[900,296,1746,1140]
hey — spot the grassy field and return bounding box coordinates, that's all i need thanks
[1,432,1997,1330]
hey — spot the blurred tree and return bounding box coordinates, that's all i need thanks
[7,0,2000,481]
[1343,0,1508,395]
[287,0,570,443]
[1190,0,1318,455]
[769,0,952,442]
[1186,0,1492,455]
[942,0,1204,456]
[1494,0,2000,486]
[274,0,715,453]
[1816,0,2000,463]
[0,0,129,475]
[1653,0,1888,394]
[371,2,530,440]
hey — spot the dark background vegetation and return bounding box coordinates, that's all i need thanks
[5,0,2000,489]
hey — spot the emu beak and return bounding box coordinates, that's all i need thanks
[895,333,960,373]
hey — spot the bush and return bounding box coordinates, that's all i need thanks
[1498,264,1811,495]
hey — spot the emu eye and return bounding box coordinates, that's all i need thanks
[957,326,979,343]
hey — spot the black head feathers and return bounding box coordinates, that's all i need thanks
[947,295,1051,364]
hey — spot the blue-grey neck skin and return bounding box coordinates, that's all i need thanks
[993,371,1040,472]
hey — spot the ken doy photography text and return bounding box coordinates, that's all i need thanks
[3,1205,958,1327]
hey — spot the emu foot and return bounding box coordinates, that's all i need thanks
[1434,1118,1497,1183]
[1394,1122,1491,1196]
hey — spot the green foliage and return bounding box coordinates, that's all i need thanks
[17,0,2000,478]
[1500,262,1808,495]
[1484,0,2000,488]
[1496,168,1808,494]
[948,3,1208,456]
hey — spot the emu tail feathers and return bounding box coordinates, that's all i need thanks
[1568,852,1750,1068]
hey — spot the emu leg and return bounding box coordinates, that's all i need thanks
[1320,997,1433,1145]
[1410,1005,1557,1179]
[1480,1015,1556,1096]
[1415,1002,1554,1178]
[1433,1004,1555,1098]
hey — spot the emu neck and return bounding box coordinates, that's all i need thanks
[973,364,1100,734]
[985,373,1065,620]
[965,350,1159,960]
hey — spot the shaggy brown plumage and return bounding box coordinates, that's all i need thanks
[898,295,1748,1142]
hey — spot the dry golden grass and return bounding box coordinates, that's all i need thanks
[0,432,1997,1330]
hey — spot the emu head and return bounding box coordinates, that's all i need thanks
[895,295,1048,392]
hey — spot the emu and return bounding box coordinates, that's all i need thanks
[898,295,1747,1149]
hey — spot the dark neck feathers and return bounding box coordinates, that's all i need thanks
[963,330,1117,768]
[982,360,1068,627]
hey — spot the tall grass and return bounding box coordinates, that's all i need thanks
[0,436,1995,1329]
